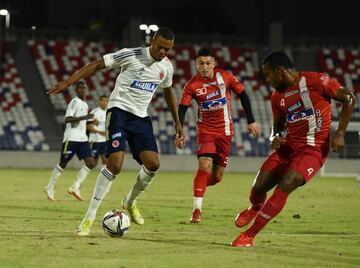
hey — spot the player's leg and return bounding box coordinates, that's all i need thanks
[122,116,159,225]
[124,150,159,205]
[208,164,225,186]
[99,154,107,170]
[190,156,213,223]
[94,141,107,170]
[77,108,125,235]
[234,150,285,228]
[68,142,96,201]
[233,149,323,247]
[189,133,217,223]
[44,141,73,201]
[207,135,231,186]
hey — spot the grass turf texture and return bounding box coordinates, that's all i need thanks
[0,168,359,268]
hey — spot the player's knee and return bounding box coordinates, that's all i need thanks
[199,159,213,172]
[86,163,96,169]
[144,160,160,173]
[107,162,122,175]
[84,158,96,169]
[59,162,67,169]
[281,173,304,192]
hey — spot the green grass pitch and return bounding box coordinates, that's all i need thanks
[0,168,359,268]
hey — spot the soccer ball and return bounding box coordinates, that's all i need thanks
[102,210,130,237]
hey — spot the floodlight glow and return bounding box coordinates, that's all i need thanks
[139,24,148,30]
[149,25,159,32]
[0,9,8,16]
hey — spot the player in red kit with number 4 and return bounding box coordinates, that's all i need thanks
[231,51,356,247]
[177,48,261,223]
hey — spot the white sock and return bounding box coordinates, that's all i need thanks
[124,165,157,205]
[72,165,91,190]
[46,165,63,191]
[193,197,203,211]
[84,168,114,220]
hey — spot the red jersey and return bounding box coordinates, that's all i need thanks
[271,72,340,153]
[180,69,245,136]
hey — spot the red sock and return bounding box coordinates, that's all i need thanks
[193,169,211,197]
[250,189,267,211]
[245,187,288,237]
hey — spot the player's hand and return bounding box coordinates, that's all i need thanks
[47,80,70,96]
[174,123,185,149]
[271,134,284,150]
[92,118,99,125]
[331,130,345,153]
[247,122,262,137]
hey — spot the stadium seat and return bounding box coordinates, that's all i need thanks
[0,53,49,151]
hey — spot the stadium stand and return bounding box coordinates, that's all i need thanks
[0,52,49,151]
[317,47,360,121]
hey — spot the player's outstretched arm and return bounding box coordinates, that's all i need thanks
[331,87,356,152]
[47,58,106,96]
[163,87,185,149]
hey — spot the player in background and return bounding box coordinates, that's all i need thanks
[231,51,356,247]
[177,48,261,223]
[87,95,109,169]
[44,81,96,201]
[47,28,184,236]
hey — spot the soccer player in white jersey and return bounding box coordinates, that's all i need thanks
[44,81,96,201]
[87,95,109,169]
[47,28,184,236]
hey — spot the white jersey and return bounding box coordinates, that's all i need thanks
[89,107,106,143]
[103,47,174,118]
[63,97,89,142]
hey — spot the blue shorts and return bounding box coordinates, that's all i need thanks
[60,141,93,162]
[91,142,107,159]
[106,107,158,164]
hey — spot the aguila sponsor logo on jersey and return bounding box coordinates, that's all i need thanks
[287,107,314,123]
[205,90,220,100]
[288,101,303,112]
[130,80,159,92]
[201,96,227,111]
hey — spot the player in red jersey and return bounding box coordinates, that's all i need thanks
[177,48,261,223]
[231,51,356,247]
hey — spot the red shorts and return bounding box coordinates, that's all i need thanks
[261,145,327,182]
[196,133,232,167]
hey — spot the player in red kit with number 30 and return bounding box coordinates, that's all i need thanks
[231,51,356,247]
[177,48,261,223]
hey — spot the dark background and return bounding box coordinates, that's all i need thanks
[2,0,360,42]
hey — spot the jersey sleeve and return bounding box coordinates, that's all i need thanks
[179,81,194,106]
[160,62,174,88]
[103,48,135,69]
[271,92,283,119]
[319,73,341,98]
[227,71,245,94]
[65,99,76,117]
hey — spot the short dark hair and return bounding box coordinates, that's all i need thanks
[153,27,175,40]
[196,48,213,58]
[99,94,108,100]
[262,51,294,70]
[74,81,85,89]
